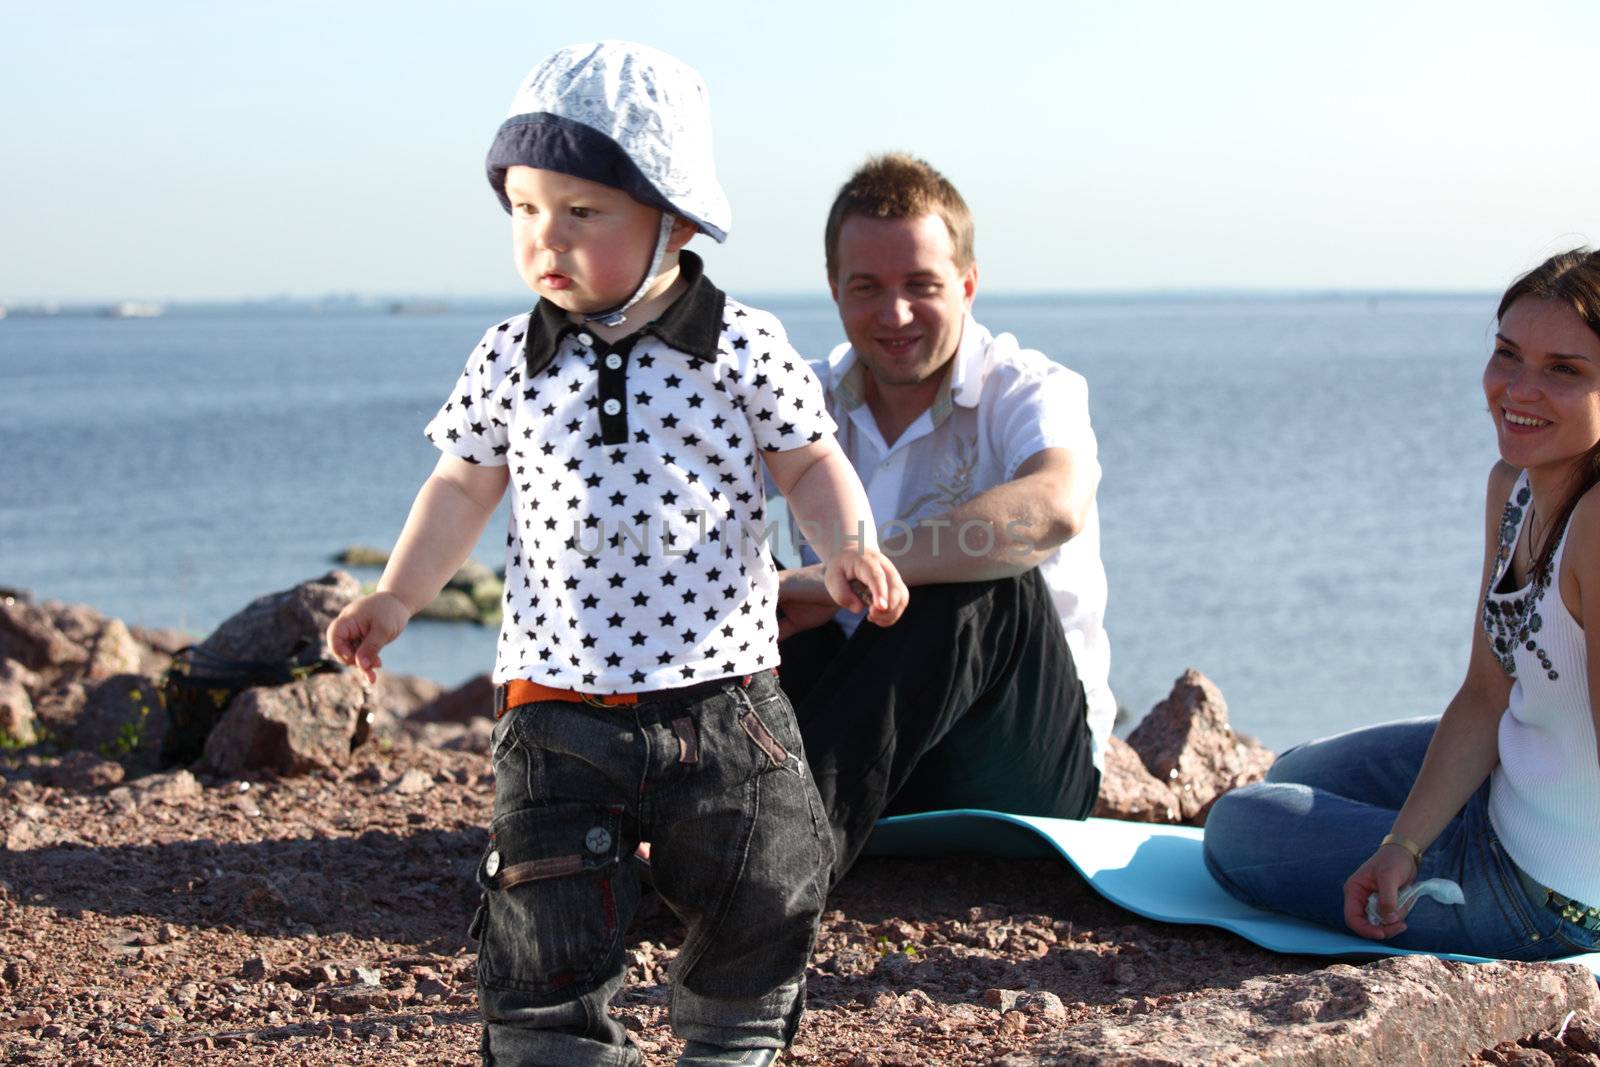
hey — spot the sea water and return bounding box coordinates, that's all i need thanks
[0,293,1500,752]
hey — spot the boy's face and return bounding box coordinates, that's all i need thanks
[505,166,666,315]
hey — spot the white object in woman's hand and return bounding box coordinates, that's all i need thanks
[1364,878,1466,928]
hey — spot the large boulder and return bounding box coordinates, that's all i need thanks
[1092,736,1180,823]
[0,600,83,673]
[197,571,361,664]
[202,671,373,776]
[0,600,181,754]
[79,618,145,684]
[1029,955,1600,1066]
[65,674,168,766]
[1122,668,1274,823]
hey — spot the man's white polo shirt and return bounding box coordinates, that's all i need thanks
[425,253,835,691]
[815,315,1116,768]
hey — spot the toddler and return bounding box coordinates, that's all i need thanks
[327,41,905,1067]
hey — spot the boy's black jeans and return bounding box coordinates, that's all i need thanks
[474,670,832,1067]
[780,568,1101,884]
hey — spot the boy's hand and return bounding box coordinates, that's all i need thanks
[822,550,908,628]
[326,592,412,685]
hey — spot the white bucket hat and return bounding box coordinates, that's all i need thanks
[486,41,732,244]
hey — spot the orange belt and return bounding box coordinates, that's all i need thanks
[497,679,638,717]
[494,673,765,720]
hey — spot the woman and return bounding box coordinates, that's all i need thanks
[1203,249,1600,960]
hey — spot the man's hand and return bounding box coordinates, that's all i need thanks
[326,592,411,684]
[776,564,834,640]
[822,549,908,628]
[1342,843,1417,940]
[777,599,839,641]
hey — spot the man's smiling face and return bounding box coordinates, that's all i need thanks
[830,213,977,390]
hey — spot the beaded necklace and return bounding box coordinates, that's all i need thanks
[1482,478,1561,682]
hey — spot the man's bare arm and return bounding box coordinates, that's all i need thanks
[779,446,1092,606]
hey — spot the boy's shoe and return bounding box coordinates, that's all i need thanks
[676,1041,780,1066]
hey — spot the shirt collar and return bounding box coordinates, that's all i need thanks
[524,250,725,375]
[826,312,986,428]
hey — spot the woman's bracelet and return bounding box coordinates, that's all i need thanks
[1380,832,1424,867]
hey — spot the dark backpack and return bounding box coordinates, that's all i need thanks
[159,638,342,766]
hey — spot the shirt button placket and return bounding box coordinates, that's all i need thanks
[597,338,630,445]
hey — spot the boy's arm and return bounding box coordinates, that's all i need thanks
[763,438,905,627]
[328,454,509,681]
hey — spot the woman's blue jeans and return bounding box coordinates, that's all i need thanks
[1203,717,1600,959]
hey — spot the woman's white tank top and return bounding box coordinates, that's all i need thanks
[1484,470,1600,903]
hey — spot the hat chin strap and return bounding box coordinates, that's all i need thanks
[583,213,676,328]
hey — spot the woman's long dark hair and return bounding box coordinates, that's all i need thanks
[1497,248,1600,583]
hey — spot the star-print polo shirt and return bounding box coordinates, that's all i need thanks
[424,252,835,692]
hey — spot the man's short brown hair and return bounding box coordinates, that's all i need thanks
[823,153,975,280]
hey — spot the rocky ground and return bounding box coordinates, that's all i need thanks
[2,576,1598,1065]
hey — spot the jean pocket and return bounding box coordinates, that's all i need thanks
[477,802,635,1001]
[737,689,802,773]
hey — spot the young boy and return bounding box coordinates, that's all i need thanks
[326,42,906,1067]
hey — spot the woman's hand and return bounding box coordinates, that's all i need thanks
[1342,843,1418,939]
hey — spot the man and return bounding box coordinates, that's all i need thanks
[776,153,1114,882]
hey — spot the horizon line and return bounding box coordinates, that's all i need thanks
[0,286,1503,312]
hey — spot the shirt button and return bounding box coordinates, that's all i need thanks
[603,398,622,416]
[605,353,623,370]
[578,332,594,347]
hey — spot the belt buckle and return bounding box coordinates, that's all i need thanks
[580,693,614,709]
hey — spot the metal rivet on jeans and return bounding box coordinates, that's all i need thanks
[585,827,612,855]
[485,849,501,877]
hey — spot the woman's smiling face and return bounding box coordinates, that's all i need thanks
[1483,296,1600,479]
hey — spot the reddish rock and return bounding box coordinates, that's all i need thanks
[1092,736,1180,823]
[124,768,203,803]
[50,673,167,761]
[202,671,373,776]
[373,673,445,718]
[410,673,493,724]
[41,601,114,649]
[388,768,435,796]
[1123,668,1274,823]
[0,659,38,745]
[82,618,143,684]
[197,571,362,665]
[43,751,125,791]
[0,600,82,672]
[29,679,88,739]
[317,982,396,1014]
[1031,955,1600,1066]
[123,625,188,678]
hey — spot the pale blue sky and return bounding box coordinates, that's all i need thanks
[4,0,1597,302]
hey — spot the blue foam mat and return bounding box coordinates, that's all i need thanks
[865,811,1600,976]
